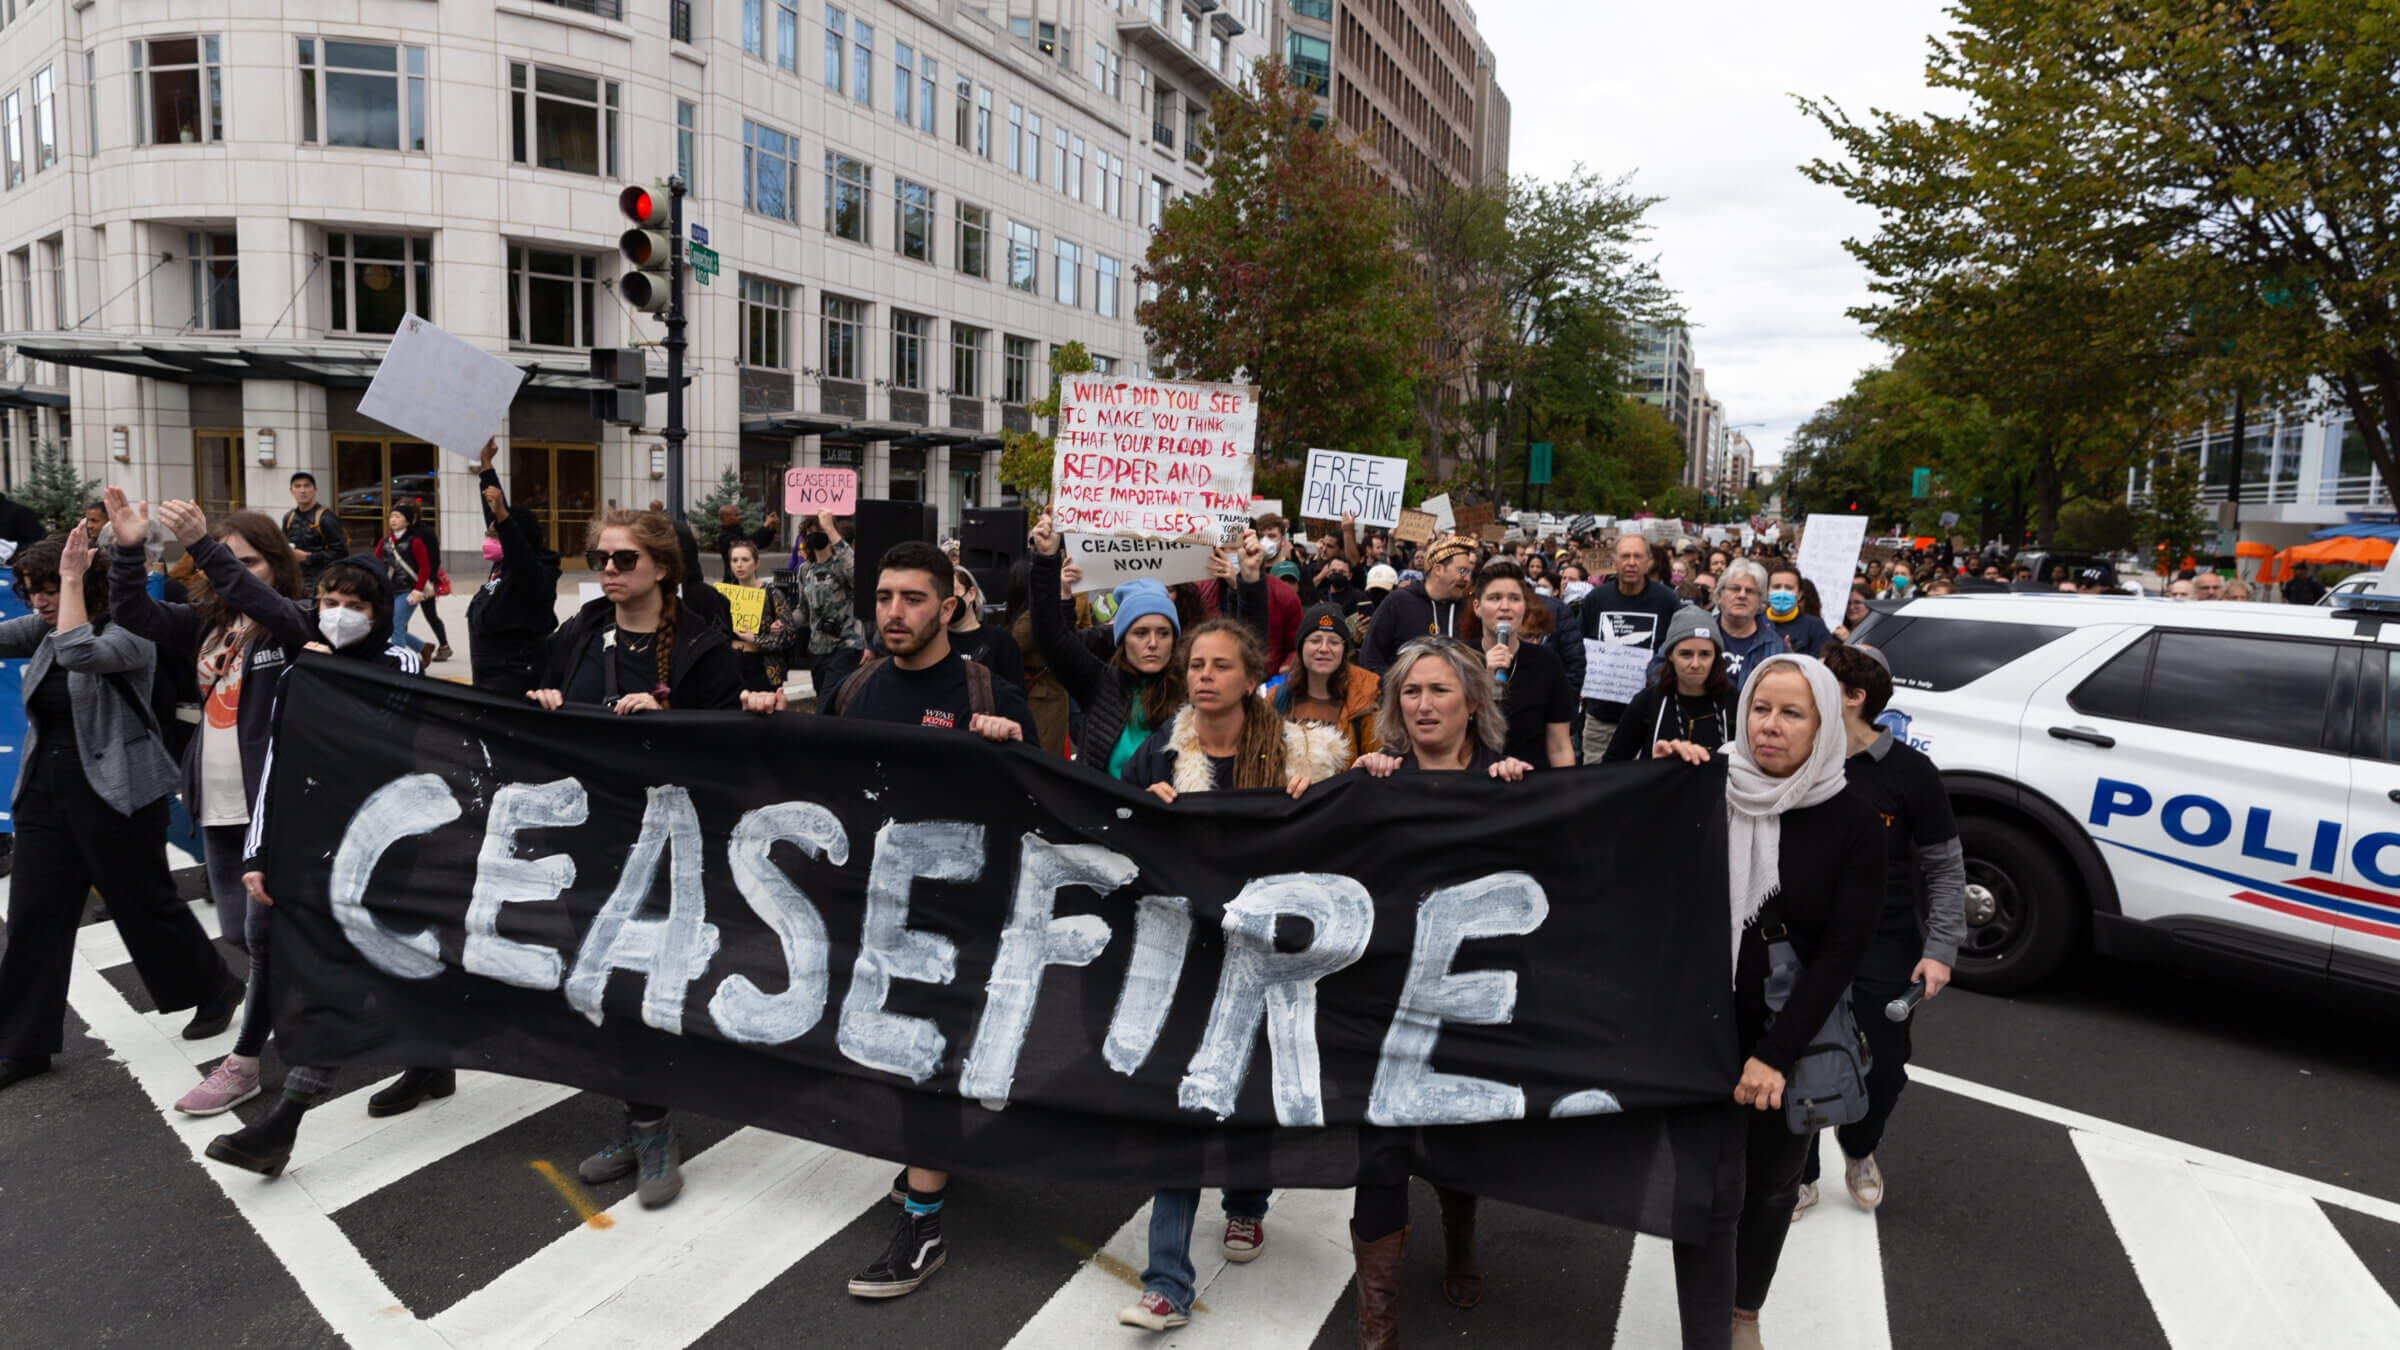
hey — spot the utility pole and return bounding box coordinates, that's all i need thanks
[665,175,689,520]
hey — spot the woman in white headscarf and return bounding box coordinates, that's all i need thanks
[1652,652,1883,1350]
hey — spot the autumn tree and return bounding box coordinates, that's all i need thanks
[997,341,1094,513]
[1139,64,1426,474]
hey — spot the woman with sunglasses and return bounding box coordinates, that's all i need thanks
[527,510,745,1210]
[1347,637,1532,1345]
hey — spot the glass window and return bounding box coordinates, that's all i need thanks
[2382,651,2400,762]
[853,20,873,106]
[1003,335,1033,403]
[2068,633,2152,721]
[87,49,98,157]
[821,294,864,381]
[976,86,992,158]
[326,231,431,336]
[824,151,870,243]
[506,245,596,348]
[892,311,927,390]
[1054,239,1081,306]
[2,94,22,189]
[187,231,239,331]
[1007,221,1038,293]
[1069,134,1086,201]
[1103,152,1124,216]
[1180,9,1198,47]
[919,55,937,133]
[39,237,62,329]
[30,66,53,171]
[299,38,426,150]
[823,5,845,89]
[955,73,971,148]
[776,0,799,70]
[510,64,617,176]
[1291,0,1332,17]
[1006,102,1022,172]
[956,201,989,279]
[895,178,931,261]
[1096,254,1120,318]
[1053,125,1067,188]
[134,37,224,145]
[743,119,797,222]
[1286,33,1330,92]
[896,43,914,124]
[744,0,764,57]
[2144,632,2339,752]
[1027,112,1043,185]
[1210,33,1226,70]
[677,100,697,193]
[739,275,789,368]
[950,323,984,397]
[1872,617,2071,693]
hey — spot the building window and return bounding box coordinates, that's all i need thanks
[743,0,764,57]
[918,55,937,133]
[956,201,989,278]
[1291,0,1332,17]
[896,43,914,124]
[821,294,864,381]
[743,119,797,222]
[823,6,845,90]
[85,50,98,156]
[1103,152,1124,216]
[506,246,596,348]
[1069,134,1086,201]
[1179,9,1199,48]
[955,73,971,148]
[298,39,427,151]
[950,323,984,396]
[1287,33,1330,92]
[1210,32,1227,71]
[510,64,617,176]
[1006,102,1022,172]
[1003,336,1034,403]
[2,94,22,189]
[1096,254,1120,318]
[188,231,239,331]
[1151,80,1176,147]
[41,237,64,330]
[824,151,871,243]
[134,37,223,145]
[892,310,927,389]
[895,178,932,261]
[1007,221,1038,293]
[327,232,431,336]
[677,99,697,193]
[1147,175,1168,228]
[1093,353,1118,375]
[740,276,789,367]
[30,66,54,171]
[1053,126,1068,189]
[1055,239,1081,306]
[1092,41,1120,98]
[1027,112,1043,185]
[975,86,992,158]
[853,20,873,106]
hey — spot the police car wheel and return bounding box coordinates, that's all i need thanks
[1952,815,2080,995]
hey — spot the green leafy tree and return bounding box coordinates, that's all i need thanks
[2140,450,2211,568]
[690,465,758,550]
[1139,63,1426,475]
[18,438,99,532]
[998,340,1094,514]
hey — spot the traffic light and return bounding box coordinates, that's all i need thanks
[618,184,671,313]
[590,347,645,425]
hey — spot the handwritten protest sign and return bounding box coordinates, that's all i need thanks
[1300,449,1408,529]
[1393,508,1438,546]
[784,467,858,515]
[1795,514,1870,609]
[714,583,767,634]
[1062,532,1217,593]
[1582,640,1652,703]
[357,316,530,459]
[1051,374,1256,542]
[1422,493,1455,530]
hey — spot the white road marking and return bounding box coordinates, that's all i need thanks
[289,1073,581,1213]
[1761,1134,1890,1347]
[75,897,218,970]
[1610,1235,1681,1349]
[1005,1187,1359,1348]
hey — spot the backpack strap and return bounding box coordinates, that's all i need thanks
[963,658,995,718]
[828,652,886,716]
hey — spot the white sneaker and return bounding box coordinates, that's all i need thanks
[1845,1154,1884,1210]
[1790,1181,1818,1220]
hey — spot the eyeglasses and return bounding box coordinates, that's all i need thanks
[586,548,644,573]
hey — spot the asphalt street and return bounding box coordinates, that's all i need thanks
[5,878,2399,1349]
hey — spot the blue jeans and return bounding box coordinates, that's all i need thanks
[1142,1187,1271,1312]
[390,592,425,654]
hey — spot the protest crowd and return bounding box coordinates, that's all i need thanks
[19,423,2171,1350]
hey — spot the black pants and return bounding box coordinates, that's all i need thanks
[417,593,449,645]
[1801,971,1914,1182]
[1671,1105,1817,1340]
[0,749,226,1057]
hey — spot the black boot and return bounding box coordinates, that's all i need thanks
[0,1056,51,1090]
[206,1096,310,1178]
[367,1067,457,1118]
[182,967,247,1040]
[1436,1185,1483,1310]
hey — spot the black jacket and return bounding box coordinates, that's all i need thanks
[1358,581,1476,674]
[466,468,562,639]
[0,493,43,553]
[1601,681,1739,762]
[1029,547,1154,778]
[283,503,347,575]
[539,596,742,710]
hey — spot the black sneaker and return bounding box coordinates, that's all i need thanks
[847,1211,947,1298]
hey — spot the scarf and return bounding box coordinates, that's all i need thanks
[1721,653,1851,972]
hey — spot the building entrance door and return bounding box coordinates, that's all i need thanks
[334,436,437,548]
[196,430,245,518]
[511,442,601,562]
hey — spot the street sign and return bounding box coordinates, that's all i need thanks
[1528,441,1553,486]
[690,223,709,245]
[1911,467,1931,498]
[688,241,719,286]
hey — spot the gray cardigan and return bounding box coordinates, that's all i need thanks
[0,615,180,815]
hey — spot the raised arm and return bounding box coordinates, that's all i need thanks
[1025,513,1109,705]
[155,498,315,650]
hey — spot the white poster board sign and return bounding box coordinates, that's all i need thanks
[356,315,531,459]
[1795,514,1871,608]
[1421,493,1455,531]
[1062,532,1217,593]
[1299,448,1408,528]
[1581,639,1652,703]
[1051,374,1257,542]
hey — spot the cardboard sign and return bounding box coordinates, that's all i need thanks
[357,315,531,459]
[1479,523,1506,546]
[1454,502,1496,537]
[1795,514,1871,609]
[1062,532,1217,593]
[1051,374,1257,542]
[1393,508,1438,546]
[1299,449,1409,529]
[784,467,859,515]
[715,583,768,634]
[1422,493,1455,531]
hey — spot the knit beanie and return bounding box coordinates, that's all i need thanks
[1661,604,1724,659]
[1111,577,1180,646]
[1296,602,1355,657]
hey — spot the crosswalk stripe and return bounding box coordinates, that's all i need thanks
[1612,1235,1681,1348]
[1005,1187,1360,1348]
[75,897,219,970]
[2076,1130,2400,1350]
[141,1007,239,1066]
[1763,1134,1892,1348]
[287,1072,582,1213]
[426,1128,887,1349]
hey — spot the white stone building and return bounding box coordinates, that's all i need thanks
[0,0,1273,565]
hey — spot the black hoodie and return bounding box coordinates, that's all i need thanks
[467,466,563,640]
[541,595,744,711]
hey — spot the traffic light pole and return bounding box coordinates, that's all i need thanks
[664,176,689,520]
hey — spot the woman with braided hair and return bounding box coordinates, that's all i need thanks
[526,509,745,1209]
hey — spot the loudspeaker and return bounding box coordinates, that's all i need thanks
[959,507,1023,608]
[849,498,941,623]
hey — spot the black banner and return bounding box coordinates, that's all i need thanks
[267,659,1741,1242]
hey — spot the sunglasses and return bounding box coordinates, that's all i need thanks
[586,548,645,573]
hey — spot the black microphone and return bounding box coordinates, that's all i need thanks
[1884,978,1929,1022]
[1495,620,1513,682]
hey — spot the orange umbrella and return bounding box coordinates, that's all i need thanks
[2234,540,2275,559]
[2292,536,2394,566]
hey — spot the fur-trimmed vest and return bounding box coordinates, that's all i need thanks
[1161,704,1354,795]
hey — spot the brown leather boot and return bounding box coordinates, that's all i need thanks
[1435,1185,1483,1309]
[1352,1224,1407,1350]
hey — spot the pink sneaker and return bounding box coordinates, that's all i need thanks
[175,1057,260,1116]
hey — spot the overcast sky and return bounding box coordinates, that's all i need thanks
[1477,0,1957,468]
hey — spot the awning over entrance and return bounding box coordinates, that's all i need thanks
[0,332,676,395]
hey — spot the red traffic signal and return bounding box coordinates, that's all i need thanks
[617,183,671,314]
[619,184,665,226]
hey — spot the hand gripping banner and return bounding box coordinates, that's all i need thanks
[265,660,1743,1242]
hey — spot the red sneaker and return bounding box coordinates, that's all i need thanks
[1222,1215,1265,1263]
[1117,1291,1189,1330]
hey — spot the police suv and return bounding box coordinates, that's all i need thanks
[1849,592,2400,994]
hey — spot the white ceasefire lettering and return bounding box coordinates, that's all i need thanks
[1178,873,1374,1125]
[837,820,986,1082]
[462,779,589,991]
[958,834,1137,1107]
[1103,894,1193,1075]
[564,787,723,1034]
[328,773,458,980]
[1368,872,1548,1126]
[707,802,850,1046]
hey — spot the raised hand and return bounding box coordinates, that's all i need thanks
[154,499,208,547]
[103,486,150,548]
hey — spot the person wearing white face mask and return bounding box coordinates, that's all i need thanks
[1764,563,1832,658]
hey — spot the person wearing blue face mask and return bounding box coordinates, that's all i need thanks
[1766,562,1834,657]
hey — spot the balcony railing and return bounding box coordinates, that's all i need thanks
[1152,119,1176,150]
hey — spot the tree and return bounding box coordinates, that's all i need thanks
[1140,64,1426,475]
[997,341,1094,515]
[1800,1,2400,513]
[690,465,758,549]
[18,438,98,532]
[1398,176,1509,475]
[2139,450,2210,568]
